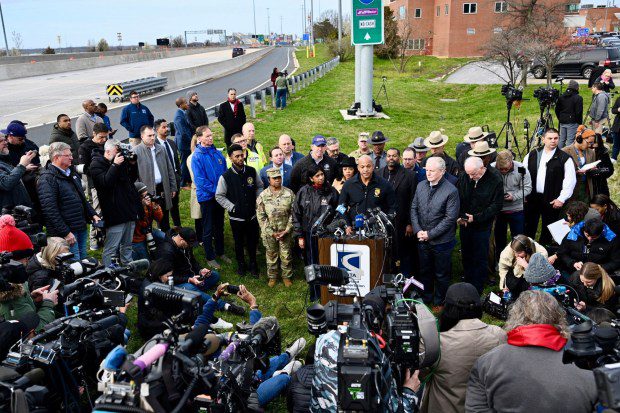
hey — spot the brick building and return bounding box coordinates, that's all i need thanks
[388,0,579,57]
[578,6,620,33]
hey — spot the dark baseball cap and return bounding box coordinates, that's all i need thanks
[444,282,481,308]
[312,135,327,146]
[1,121,27,138]
[177,227,199,247]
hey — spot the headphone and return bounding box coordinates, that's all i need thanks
[575,129,584,144]
[513,235,533,256]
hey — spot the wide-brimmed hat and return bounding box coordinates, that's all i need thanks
[408,137,430,152]
[370,131,388,145]
[463,126,489,143]
[424,130,449,148]
[468,141,496,157]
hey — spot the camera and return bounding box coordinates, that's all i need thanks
[117,143,136,161]
[226,284,240,294]
[0,252,28,292]
[533,86,560,107]
[501,83,523,102]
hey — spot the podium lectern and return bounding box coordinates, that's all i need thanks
[318,237,386,305]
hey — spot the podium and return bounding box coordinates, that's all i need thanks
[318,237,386,305]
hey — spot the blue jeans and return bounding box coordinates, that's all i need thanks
[559,123,578,148]
[612,131,620,160]
[460,227,491,294]
[200,199,224,260]
[494,211,525,262]
[255,353,291,406]
[417,239,456,305]
[69,228,88,260]
[178,270,221,303]
[276,89,287,108]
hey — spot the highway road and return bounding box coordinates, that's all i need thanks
[22,47,294,146]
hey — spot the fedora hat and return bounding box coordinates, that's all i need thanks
[424,130,449,149]
[468,141,496,157]
[463,126,489,143]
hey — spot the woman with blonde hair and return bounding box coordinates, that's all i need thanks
[570,262,618,313]
[596,68,615,93]
[26,237,69,291]
[187,134,202,238]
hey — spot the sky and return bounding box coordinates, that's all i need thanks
[0,0,353,49]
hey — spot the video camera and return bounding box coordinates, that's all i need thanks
[52,252,99,284]
[143,282,204,324]
[0,251,29,292]
[501,83,523,103]
[117,143,137,161]
[533,86,560,107]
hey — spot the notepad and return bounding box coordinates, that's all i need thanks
[548,219,571,245]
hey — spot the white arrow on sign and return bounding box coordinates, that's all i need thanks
[364,33,371,40]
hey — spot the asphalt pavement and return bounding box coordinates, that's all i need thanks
[23,47,294,146]
[445,61,589,85]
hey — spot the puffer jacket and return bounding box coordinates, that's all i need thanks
[191,144,227,203]
[0,282,55,332]
[0,160,31,209]
[37,162,96,237]
[26,254,54,293]
[411,177,460,245]
[292,184,339,239]
[287,365,315,412]
[568,271,619,312]
[77,138,105,176]
[557,221,620,274]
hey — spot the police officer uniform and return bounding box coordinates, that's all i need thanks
[256,168,296,287]
[338,172,398,228]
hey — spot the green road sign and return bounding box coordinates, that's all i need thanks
[352,0,384,45]
[258,35,265,43]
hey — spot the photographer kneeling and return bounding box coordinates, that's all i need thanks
[0,215,57,331]
[466,290,597,413]
[569,262,618,313]
[420,283,505,413]
[26,236,69,292]
[132,181,164,261]
[505,252,560,300]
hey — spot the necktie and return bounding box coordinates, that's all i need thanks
[375,155,381,169]
[163,140,174,167]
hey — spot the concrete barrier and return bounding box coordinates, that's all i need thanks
[0,47,229,80]
[159,48,273,90]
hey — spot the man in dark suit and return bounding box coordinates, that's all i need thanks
[379,148,418,275]
[217,88,247,147]
[154,119,181,231]
[259,146,292,189]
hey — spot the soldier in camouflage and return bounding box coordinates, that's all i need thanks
[256,167,295,287]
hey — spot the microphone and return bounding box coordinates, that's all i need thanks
[30,323,66,344]
[312,206,333,232]
[87,313,128,333]
[124,259,150,274]
[249,316,279,348]
[335,204,347,215]
[219,340,239,361]
[178,324,209,356]
[133,343,169,372]
[326,218,347,233]
[11,368,45,389]
[354,214,365,230]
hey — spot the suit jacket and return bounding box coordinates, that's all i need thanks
[156,138,181,188]
[378,165,417,233]
[259,163,292,189]
[134,143,178,210]
[217,100,247,146]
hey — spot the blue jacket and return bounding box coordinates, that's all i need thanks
[194,298,261,328]
[120,103,154,138]
[259,162,292,188]
[173,108,192,152]
[288,151,304,166]
[191,144,226,202]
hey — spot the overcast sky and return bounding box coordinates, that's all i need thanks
[1,0,353,49]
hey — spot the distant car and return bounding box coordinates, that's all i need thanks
[600,37,620,47]
[232,47,245,58]
[530,46,620,79]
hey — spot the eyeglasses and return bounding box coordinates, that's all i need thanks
[59,153,73,158]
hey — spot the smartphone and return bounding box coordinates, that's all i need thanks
[49,279,61,293]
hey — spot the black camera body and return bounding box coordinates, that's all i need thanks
[533,86,560,107]
[117,143,137,161]
[501,83,523,102]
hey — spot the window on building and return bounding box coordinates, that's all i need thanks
[494,1,507,12]
[415,8,422,17]
[566,3,579,12]
[399,5,406,19]
[445,4,449,14]
[406,39,426,50]
[463,3,477,14]
[437,5,441,16]
[467,28,476,35]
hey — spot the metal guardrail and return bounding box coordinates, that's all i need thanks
[106,76,167,102]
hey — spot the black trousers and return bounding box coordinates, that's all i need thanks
[230,218,259,267]
[524,193,561,246]
[160,192,181,232]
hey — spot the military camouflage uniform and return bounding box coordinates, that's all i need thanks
[348,148,371,161]
[311,329,418,412]
[256,178,295,280]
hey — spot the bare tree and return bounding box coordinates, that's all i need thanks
[171,35,184,48]
[11,31,22,55]
[588,14,603,32]
[479,27,527,85]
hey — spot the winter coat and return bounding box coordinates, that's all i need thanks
[591,147,614,197]
[590,91,610,122]
[77,138,105,176]
[191,144,227,203]
[217,100,246,146]
[37,162,96,237]
[420,319,506,413]
[568,271,619,313]
[89,151,140,227]
[421,152,460,177]
[173,108,192,152]
[7,140,40,167]
[134,143,178,210]
[289,153,338,193]
[498,239,548,289]
[563,145,596,203]
[457,168,504,231]
[557,221,620,274]
[489,160,532,212]
[0,161,31,209]
[49,124,80,161]
[292,184,339,239]
[26,254,55,293]
[187,152,201,219]
[466,324,597,413]
[75,112,103,142]
[186,101,209,134]
[338,173,398,227]
[411,177,460,245]
[133,202,163,243]
[155,235,200,284]
[0,282,55,332]
[611,96,620,133]
[595,75,615,92]
[555,88,584,124]
[120,103,154,138]
[378,165,417,233]
[287,365,315,413]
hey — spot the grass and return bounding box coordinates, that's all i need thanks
[117,44,620,410]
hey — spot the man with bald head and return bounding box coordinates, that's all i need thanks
[75,99,103,142]
[339,154,397,235]
[242,122,267,165]
[457,156,504,294]
[278,134,304,166]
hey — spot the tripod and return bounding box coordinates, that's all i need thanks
[375,76,390,108]
[529,103,554,152]
[498,99,522,158]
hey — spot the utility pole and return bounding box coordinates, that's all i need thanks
[117,32,122,51]
[303,0,307,36]
[252,0,257,40]
[280,15,283,36]
[338,0,342,52]
[0,1,9,56]
[267,8,271,44]
[310,0,314,45]
[57,35,62,51]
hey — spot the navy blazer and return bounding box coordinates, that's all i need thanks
[259,162,292,189]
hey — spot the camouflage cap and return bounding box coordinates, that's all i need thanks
[267,167,282,178]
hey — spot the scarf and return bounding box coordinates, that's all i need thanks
[507,324,567,351]
[228,98,240,118]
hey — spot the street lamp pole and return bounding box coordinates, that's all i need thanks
[267,8,271,44]
[0,1,9,56]
[252,0,257,39]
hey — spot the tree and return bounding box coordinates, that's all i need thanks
[42,46,56,55]
[479,27,527,86]
[171,35,184,48]
[313,18,338,41]
[11,31,22,56]
[374,6,400,59]
[97,38,110,52]
[327,36,355,61]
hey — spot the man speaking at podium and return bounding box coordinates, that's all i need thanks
[338,155,397,236]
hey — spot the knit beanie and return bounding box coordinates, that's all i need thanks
[568,80,579,91]
[524,253,556,284]
[0,215,33,253]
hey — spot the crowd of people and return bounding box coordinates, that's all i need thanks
[0,79,618,411]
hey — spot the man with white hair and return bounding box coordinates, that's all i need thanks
[457,156,504,294]
[410,156,460,306]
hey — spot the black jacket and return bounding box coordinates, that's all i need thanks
[293,184,339,238]
[557,230,620,274]
[590,147,614,196]
[289,154,338,193]
[26,255,54,293]
[457,168,504,231]
[338,173,398,227]
[89,151,140,227]
[187,102,209,134]
[612,96,620,133]
[555,88,584,125]
[155,235,200,284]
[568,272,619,313]
[217,100,246,147]
[421,152,460,177]
[7,140,40,167]
[78,138,105,176]
[378,165,416,233]
[0,160,31,209]
[49,124,80,162]
[37,163,96,237]
[287,365,315,413]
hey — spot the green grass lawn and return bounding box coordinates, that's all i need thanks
[119,44,620,411]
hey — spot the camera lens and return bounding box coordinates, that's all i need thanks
[307,303,327,336]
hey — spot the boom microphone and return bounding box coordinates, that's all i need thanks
[87,313,128,333]
[179,324,209,356]
[249,317,280,348]
[312,206,333,232]
[326,218,347,233]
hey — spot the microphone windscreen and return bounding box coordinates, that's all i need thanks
[203,334,222,356]
[251,316,279,343]
[180,324,209,355]
[127,259,150,273]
